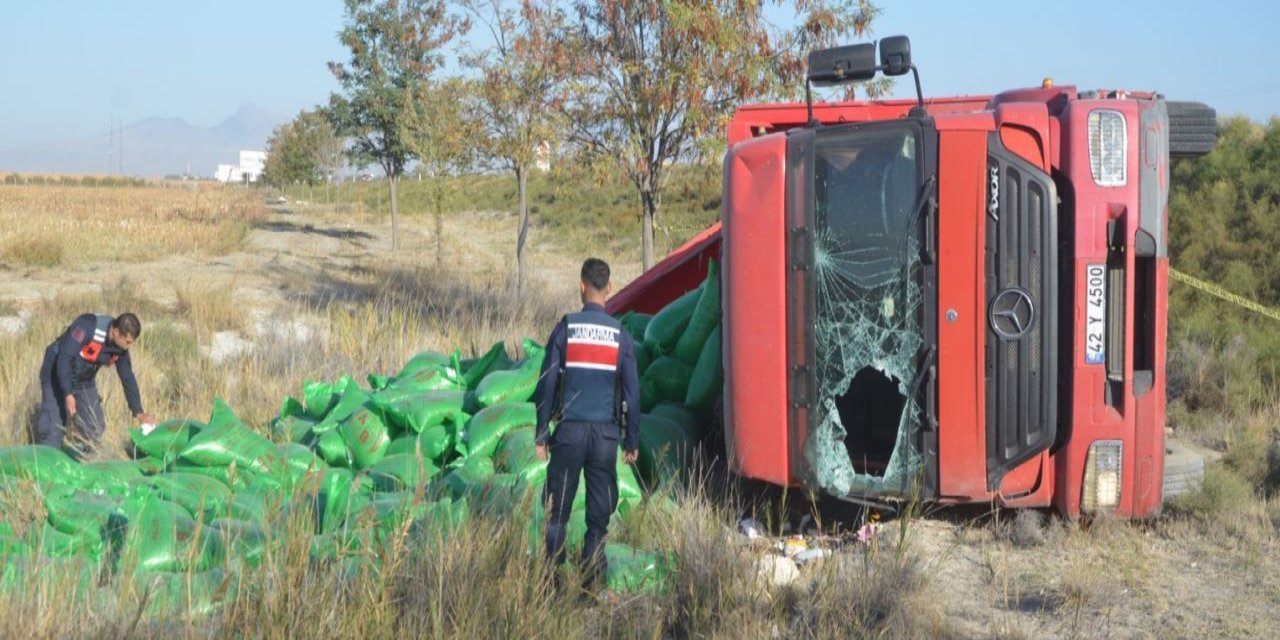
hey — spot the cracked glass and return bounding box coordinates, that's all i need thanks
[804,126,926,495]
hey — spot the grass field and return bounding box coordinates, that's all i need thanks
[0,178,1276,637]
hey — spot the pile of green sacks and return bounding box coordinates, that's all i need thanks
[618,259,723,487]
[0,265,722,617]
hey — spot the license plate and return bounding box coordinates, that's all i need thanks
[1084,264,1106,364]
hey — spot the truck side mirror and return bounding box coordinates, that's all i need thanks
[807,43,877,86]
[879,36,912,76]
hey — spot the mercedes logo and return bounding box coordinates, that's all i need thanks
[988,288,1035,340]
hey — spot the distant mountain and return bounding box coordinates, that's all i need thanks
[0,103,287,177]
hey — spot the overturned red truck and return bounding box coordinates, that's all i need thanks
[608,36,1216,518]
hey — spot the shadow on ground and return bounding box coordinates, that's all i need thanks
[254,219,376,241]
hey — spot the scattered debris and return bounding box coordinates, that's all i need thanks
[739,518,766,539]
[755,554,800,586]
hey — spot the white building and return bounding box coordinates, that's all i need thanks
[214,150,267,183]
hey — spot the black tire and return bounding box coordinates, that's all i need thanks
[1163,441,1205,501]
[1167,101,1217,158]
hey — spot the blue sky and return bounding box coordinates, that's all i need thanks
[1,0,1274,148]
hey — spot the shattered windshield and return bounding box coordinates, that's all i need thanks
[804,125,927,496]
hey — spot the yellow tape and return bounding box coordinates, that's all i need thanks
[1169,267,1280,323]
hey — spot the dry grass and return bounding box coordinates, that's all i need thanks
[174,283,248,341]
[1,235,64,268]
[0,184,264,264]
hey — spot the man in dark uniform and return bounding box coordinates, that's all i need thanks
[535,258,641,586]
[37,312,152,458]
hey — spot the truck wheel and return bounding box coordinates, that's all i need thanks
[1167,101,1217,158]
[1163,441,1205,500]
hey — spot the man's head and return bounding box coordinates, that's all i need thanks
[109,312,141,350]
[579,258,611,304]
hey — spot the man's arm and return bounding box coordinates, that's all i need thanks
[116,351,145,418]
[534,319,566,446]
[619,331,642,454]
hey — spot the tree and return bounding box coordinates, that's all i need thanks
[328,0,468,251]
[401,77,478,267]
[460,0,562,295]
[541,0,879,269]
[262,109,342,196]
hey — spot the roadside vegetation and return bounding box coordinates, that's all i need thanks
[0,185,263,267]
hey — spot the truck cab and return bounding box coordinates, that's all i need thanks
[608,37,1215,518]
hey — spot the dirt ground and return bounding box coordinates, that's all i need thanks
[2,204,1275,639]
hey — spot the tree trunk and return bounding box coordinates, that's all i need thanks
[640,188,657,270]
[434,176,445,268]
[389,174,400,252]
[516,165,529,296]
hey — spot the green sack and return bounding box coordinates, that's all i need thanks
[315,429,353,467]
[398,350,455,377]
[461,342,514,390]
[0,445,83,485]
[149,472,232,520]
[133,568,237,617]
[640,357,694,411]
[495,427,548,484]
[650,402,704,442]
[635,345,652,377]
[129,419,204,463]
[171,459,245,489]
[472,473,530,513]
[684,325,723,413]
[617,451,644,500]
[466,403,536,459]
[274,413,318,445]
[271,397,316,442]
[643,285,702,357]
[637,414,697,485]
[123,496,218,572]
[209,518,268,568]
[279,442,328,490]
[29,522,102,560]
[618,312,653,343]
[496,427,540,473]
[605,543,668,593]
[180,399,285,480]
[384,360,465,394]
[443,455,496,499]
[316,468,356,534]
[309,527,375,562]
[340,406,391,469]
[474,370,537,408]
[407,497,470,540]
[528,499,586,556]
[385,421,458,463]
[226,487,277,525]
[674,260,721,364]
[313,378,370,429]
[303,380,341,419]
[366,453,439,492]
[371,389,465,433]
[44,490,127,540]
[80,460,143,495]
[134,457,168,475]
[474,340,544,407]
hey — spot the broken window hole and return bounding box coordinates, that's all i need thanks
[838,367,906,475]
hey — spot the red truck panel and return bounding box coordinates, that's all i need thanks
[1054,98,1163,519]
[721,133,791,486]
[935,129,990,500]
[727,96,993,145]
